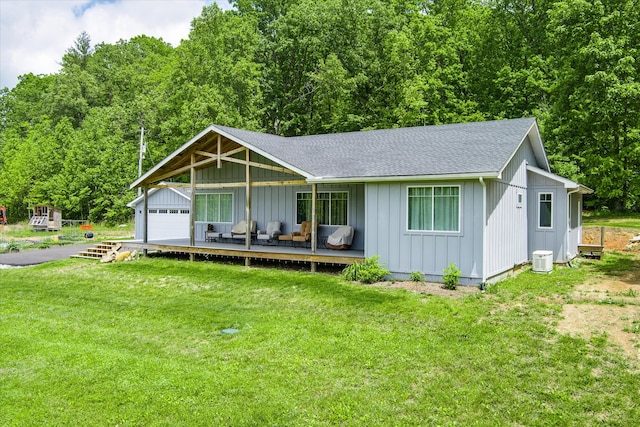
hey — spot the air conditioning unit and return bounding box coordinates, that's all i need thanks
[532,250,553,273]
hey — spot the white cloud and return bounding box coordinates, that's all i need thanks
[0,0,233,89]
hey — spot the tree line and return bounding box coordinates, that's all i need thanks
[0,0,638,223]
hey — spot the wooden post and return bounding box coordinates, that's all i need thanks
[143,186,148,257]
[600,226,605,248]
[311,183,317,272]
[190,153,196,262]
[217,134,221,169]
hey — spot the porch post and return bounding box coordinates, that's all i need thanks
[190,153,196,262]
[245,148,251,266]
[311,183,317,272]
[143,185,148,256]
[217,134,222,169]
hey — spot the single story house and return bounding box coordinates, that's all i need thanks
[130,118,592,284]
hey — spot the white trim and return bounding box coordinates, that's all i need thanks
[194,192,234,224]
[538,192,553,229]
[127,184,190,207]
[308,172,498,184]
[405,185,461,233]
[498,121,549,179]
[527,165,593,194]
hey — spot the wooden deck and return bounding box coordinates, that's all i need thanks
[120,238,364,266]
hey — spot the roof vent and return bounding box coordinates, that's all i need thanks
[532,250,553,273]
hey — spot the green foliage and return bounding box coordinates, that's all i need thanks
[410,271,425,282]
[442,262,461,290]
[342,255,390,284]
[1,0,639,220]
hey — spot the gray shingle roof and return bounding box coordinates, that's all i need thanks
[216,118,538,180]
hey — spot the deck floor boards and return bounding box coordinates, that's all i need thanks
[120,239,364,265]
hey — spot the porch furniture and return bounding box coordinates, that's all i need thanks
[279,221,313,247]
[205,224,219,242]
[257,221,282,245]
[326,226,354,250]
[221,220,257,241]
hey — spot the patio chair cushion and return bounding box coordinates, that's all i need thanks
[292,221,313,242]
[222,220,256,239]
[257,221,282,240]
[326,226,354,249]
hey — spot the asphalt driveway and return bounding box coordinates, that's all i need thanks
[0,244,94,267]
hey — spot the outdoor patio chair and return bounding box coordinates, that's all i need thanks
[256,221,282,245]
[221,220,256,241]
[326,226,354,250]
[279,221,314,247]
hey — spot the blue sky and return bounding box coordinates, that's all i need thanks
[0,0,232,89]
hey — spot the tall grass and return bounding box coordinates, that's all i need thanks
[1,256,638,426]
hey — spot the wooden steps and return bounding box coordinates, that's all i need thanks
[73,241,122,261]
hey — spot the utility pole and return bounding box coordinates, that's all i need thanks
[137,125,146,196]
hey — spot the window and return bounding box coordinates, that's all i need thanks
[296,191,348,225]
[407,186,460,232]
[195,193,233,223]
[538,192,552,228]
[517,192,523,208]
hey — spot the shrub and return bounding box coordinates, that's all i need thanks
[342,255,390,284]
[410,271,425,282]
[442,262,461,290]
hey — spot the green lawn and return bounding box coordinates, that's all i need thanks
[1,255,638,426]
[583,212,640,230]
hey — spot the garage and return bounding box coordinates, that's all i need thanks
[128,186,191,241]
[147,208,190,240]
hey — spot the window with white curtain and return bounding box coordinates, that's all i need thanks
[195,193,233,223]
[296,191,348,225]
[407,186,460,232]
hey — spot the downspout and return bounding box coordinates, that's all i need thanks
[479,177,487,288]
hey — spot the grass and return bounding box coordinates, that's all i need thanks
[1,255,639,426]
[0,222,134,253]
[583,211,640,230]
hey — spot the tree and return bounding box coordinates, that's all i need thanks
[547,0,640,210]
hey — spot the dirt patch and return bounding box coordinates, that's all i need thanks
[365,281,480,299]
[582,226,639,251]
[557,253,640,365]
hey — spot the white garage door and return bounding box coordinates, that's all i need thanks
[148,209,190,240]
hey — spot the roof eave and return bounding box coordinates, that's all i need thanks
[130,125,312,189]
[306,172,501,184]
[498,118,550,178]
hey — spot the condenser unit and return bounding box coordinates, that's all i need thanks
[532,250,553,273]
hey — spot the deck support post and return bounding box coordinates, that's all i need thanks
[311,183,317,272]
[143,186,148,256]
[245,148,251,250]
[190,153,196,262]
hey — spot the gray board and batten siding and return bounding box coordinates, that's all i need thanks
[365,180,484,284]
[527,167,584,263]
[194,152,366,250]
[131,117,591,283]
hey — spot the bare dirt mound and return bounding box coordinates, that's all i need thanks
[582,226,638,251]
